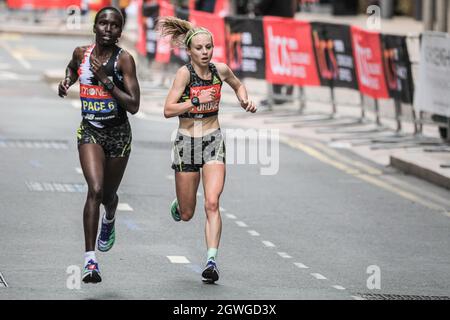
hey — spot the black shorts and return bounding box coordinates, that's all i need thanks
[77,120,132,158]
[171,129,225,172]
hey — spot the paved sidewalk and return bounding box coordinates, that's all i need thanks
[3,8,449,191]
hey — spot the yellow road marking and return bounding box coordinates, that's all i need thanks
[281,136,450,217]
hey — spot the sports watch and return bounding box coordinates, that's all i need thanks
[103,79,115,91]
[191,96,200,107]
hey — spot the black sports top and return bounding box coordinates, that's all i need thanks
[178,63,223,119]
[78,44,127,128]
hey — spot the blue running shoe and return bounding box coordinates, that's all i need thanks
[170,198,181,222]
[82,259,102,283]
[97,215,115,252]
[201,259,219,284]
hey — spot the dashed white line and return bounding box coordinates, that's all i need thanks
[332,285,346,290]
[117,203,133,212]
[167,256,190,264]
[262,241,276,248]
[226,214,237,220]
[277,252,292,259]
[294,262,309,269]
[235,221,248,228]
[248,230,260,236]
[311,273,327,280]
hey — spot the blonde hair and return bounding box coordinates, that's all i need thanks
[157,16,213,48]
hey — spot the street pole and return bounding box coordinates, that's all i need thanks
[436,0,448,32]
[423,0,435,31]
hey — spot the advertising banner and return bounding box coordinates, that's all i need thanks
[263,17,320,87]
[381,34,414,104]
[351,26,389,99]
[225,16,266,79]
[311,22,358,90]
[414,31,450,117]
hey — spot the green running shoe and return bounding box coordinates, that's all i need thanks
[170,198,181,222]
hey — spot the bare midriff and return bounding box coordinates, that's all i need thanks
[178,115,221,137]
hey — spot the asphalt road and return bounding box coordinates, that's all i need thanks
[0,33,449,300]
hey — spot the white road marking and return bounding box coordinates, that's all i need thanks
[262,241,276,248]
[277,252,292,259]
[117,203,133,211]
[248,230,260,236]
[294,263,309,269]
[332,285,346,290]
[226,214,237,220]
[235,221,248,228]
[311,273,327,280]
[75,167,83,174]
[167,256,190,264]
[0,42,31,69]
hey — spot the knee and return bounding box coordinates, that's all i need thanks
[204,198,219,215]
[179,206,195,222]
[87,185,103,203]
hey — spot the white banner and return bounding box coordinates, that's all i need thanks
[414,31,450,117]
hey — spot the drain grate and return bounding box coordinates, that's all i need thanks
[0,139,69,149]
[355,293,450,300]
[26,181,87,193]
[0,272,8,288]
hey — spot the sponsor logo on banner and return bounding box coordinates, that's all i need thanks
[351,26,388,99]
[225,16,266,79]
[263,17,320,86]
[311,22,358,90]
[381,34,414,104]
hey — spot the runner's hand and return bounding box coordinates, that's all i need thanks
[197,88,217,104]
[58,77,71,98]
[89,56,109,84]
[241,99,257,113]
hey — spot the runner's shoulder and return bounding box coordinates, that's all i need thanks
[73,46,90,61]
[213,62,231,79]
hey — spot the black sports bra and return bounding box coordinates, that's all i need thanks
[177,63,223,119]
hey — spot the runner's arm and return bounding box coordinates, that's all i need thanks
[217,63,257,113]
[163,67,195,118]
[58,47,82,98]
[107,51,140,114]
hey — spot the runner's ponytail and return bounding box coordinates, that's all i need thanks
[157,17,213,48]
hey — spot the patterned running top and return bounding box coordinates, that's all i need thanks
[78,44,127,128]
[177,63,223,119]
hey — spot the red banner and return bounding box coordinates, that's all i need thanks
[263,17,320,87]
[136,0,147,55]
[351,26,389,99]
[7,0,81,8]
[189,10,227,63]
[155,1,175,63]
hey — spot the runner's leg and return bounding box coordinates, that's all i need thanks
[175,171,201,221]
